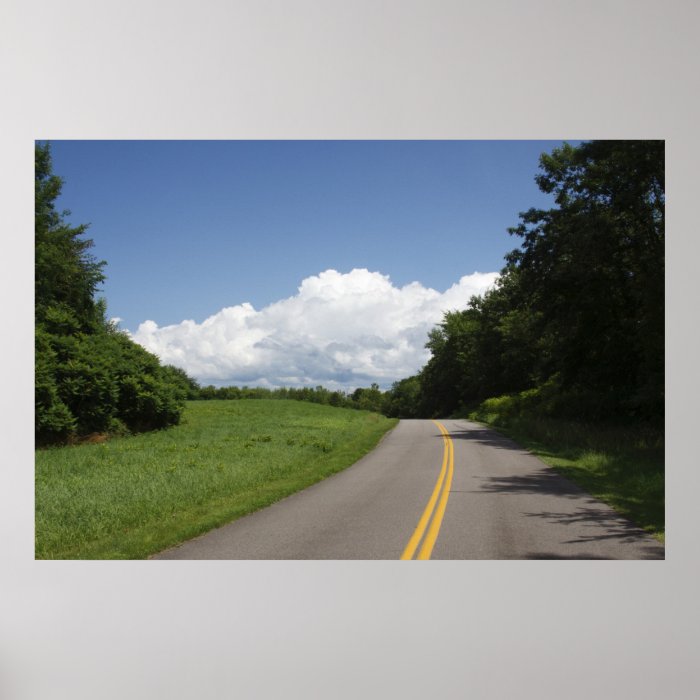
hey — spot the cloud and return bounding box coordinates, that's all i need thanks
[130,268,498,390]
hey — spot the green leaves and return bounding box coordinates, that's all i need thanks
[414,140,664,423]
[35,143,194,445]
[35,143,106,333]
[514,141,664,417]
[36,323,189,444]
[35,326,76,444]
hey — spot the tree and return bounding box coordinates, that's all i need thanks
[35,143,197,444]
[350,383,385,413]
[384,375,421,418]
[35,142,106,333]
[418,309,480,416]
[508,140,664,417]
[414,140,664,422]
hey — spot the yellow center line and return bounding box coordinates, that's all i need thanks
[400,420,454,560]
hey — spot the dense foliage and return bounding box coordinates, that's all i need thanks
[409,140,664,423]
[35,143,192,445]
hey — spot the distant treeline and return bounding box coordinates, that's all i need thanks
[189,382,389,415]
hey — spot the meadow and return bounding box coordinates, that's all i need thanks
[35,399,398,559]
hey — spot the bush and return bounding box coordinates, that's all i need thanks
[117,372,184,432]
[109,331,185,432]
[470,377,650,427]
[56,332,120,434]
[36,327,76,444]
[35,325,189,444]
[160,364,201,400]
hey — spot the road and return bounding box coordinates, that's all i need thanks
[152,419,664,560]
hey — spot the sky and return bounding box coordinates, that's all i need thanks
[48,140,576,390]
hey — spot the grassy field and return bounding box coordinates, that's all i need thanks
[468,410,665,542]
[36,399,398,559]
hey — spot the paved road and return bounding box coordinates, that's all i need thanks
[152,419,664,560]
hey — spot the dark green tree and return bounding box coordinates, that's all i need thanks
[414,140,664,422]
[418,309,480,416]
[350,383,385,413]
[508,140,664,418]
[35,142,198,444]
[35,142,106,333]
[384,375,422,418]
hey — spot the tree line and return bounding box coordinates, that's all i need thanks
[191,383,388,414]
[386,140,665,424]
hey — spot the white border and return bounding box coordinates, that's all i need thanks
[2,1,698,698]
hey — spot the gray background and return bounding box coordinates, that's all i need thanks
[2,1,698,697]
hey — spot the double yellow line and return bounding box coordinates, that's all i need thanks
[400,421,454,560]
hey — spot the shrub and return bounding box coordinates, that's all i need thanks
[56,332,120,434]
[35,327,76,444]
[117,372,183,432]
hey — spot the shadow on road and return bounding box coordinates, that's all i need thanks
[441,422,665,559]
[443,427,528,453]
[476,468,588,499]
[522,506,664,551]
[473,473,664,557]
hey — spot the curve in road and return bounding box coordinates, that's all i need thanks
[152,419,664,560]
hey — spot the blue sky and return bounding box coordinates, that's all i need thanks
[48,140,576,388]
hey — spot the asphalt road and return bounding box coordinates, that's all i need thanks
[152,419,664,560]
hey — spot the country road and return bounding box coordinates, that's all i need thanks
[152,419,664,560]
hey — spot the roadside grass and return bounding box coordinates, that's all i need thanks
[467,411,665,542]
[36,399,398,559]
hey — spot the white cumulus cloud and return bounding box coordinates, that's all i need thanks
[130,269,498,390]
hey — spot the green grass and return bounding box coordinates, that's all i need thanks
[36,399,398,559]
[468,410,665,542]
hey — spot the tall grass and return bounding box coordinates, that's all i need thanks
[36,399,397,559]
